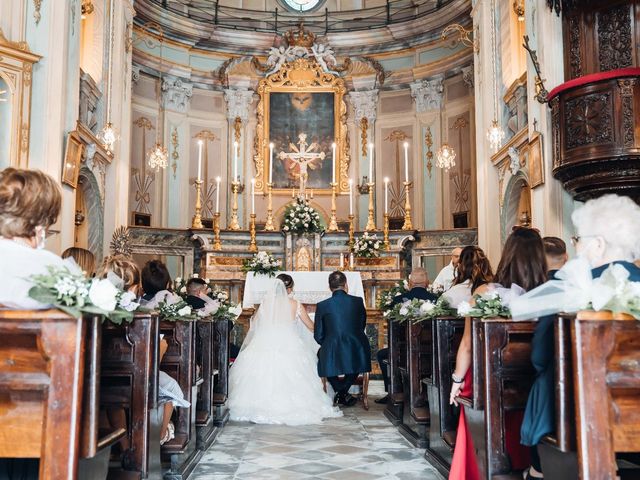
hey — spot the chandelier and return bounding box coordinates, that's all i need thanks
[148,143,168,171]
[99,0,116,154]
[436,143,456,171]
[487,119,506,151]
[100,122,117,154]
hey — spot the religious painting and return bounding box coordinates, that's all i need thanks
[253,57,350,194]
[269,92,335,190]
[528,132,544,188]
[61,131,83,189]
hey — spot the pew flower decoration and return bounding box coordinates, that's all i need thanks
[241,251,282,277]
[282,197,324,235]
[388,297,456,323]
[458,285,525,319]
[173,274,212,300]
[377,280,410,316]
[156,291,198,321]
[427,283,445,297]
[27,265,138,323]
[209,289,243,321]
[351,232,381,258]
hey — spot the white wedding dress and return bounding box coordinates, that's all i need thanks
[228,281,342,425]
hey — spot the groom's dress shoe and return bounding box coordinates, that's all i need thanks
[341,394,357,407]
[333,393,342,406]
[374,395,390,405]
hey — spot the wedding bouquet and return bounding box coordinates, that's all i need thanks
[282,197,324,235]
[242,251,281,277]
[377,280,410,316]
[352,232,382,258]
[28,265,140,324]
[388,296,456,324]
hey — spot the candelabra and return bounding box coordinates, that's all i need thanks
[229,180,241,230]
[264,183,275,231]
[248,213,257,252]
[212,212,222,250]
[402,181,414,230]
[365,183,376,231]
[383,213,390,250]
[348,214,355,247]
[191,179,204,229]
[327,182,340,232]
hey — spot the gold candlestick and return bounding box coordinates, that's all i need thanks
[229,181,241,230]
[249,213,258,252]
[365,183,376,231]
[327,182,340,232]
[383,213,390,250]
[212,212,222,250]
[191,179,204,229]
[264,183,275,231]
[402,181,413,230]
[348,214,355,247]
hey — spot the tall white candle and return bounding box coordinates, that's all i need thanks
[197,140,203,181]
[269,142,274,184]
[331,142,336,184]
[215,176,221,213]
[368,143,374,182]
[251,178,255,214]
[349,253,354,269]
[384,177,389,214]
[348,178,353,215]
[403,141,409,183]
[233,141,239,180]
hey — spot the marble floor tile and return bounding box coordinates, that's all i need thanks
[195,401,444,480]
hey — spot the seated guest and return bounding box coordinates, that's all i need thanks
[432,247,462,291]
[0,168,73,310]
[542,236,567,279]
[375,268,438,404]
[62,246,96,276]
[442,246,493,308]
[449,228,547,479]
[97,254,142,297]
[520,195,640,480]
[140,260,190,445]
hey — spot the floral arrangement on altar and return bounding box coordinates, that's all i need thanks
[242,251,282,277]
[377,280,409,316]
[28,265,140,324]
[352,232,382,258]
[282,197,324,235]
[387,297,456,324]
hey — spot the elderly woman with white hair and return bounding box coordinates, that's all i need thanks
[519,194,640,480]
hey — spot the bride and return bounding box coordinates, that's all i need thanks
[228,273,342,425]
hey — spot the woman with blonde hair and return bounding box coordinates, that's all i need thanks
[62,246,96,276]
[98,254,142,297]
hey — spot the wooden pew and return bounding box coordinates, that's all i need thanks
[159,320,203,480]
[463,317,536,479]
[211,319,231,427]
[100,313,162,479]
[0,311,125,480]
[424,316,465,477]
[384,318,406,425]
[398,321,432,447]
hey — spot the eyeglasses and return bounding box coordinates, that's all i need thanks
[570,235,598,247]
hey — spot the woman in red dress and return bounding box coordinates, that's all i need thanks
[448,228,548,479]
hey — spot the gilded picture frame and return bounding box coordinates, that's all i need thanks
[61,131,84,189]
[253,58,350,194]
[528,132,544,188]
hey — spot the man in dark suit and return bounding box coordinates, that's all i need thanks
[375,267,438,404]
[315,271,371,407]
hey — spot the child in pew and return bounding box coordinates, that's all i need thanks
[139,260,191,445]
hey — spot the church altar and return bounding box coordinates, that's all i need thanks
[242,271,365,308]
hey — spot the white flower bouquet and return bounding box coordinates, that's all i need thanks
[27,265,140,324]
[242,251,282,277]
[377,280,410,316]
[427,283,445,296]
[156,292,198,322]
[209,289,243,321]
[457,285,525,319]
[282,197,324,235]
[388,296,456,323]
[351,232,382,258]
[173,273,211,299]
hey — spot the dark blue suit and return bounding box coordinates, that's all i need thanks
[391,286,438,306]
[315,290,371,395]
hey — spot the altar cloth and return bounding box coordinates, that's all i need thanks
[242,271,365,308]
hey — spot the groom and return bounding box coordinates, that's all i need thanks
[315,271,371,407]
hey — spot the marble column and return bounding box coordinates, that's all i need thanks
[224,87,254,229]
[410,76,444,231]
[348,89,378,229]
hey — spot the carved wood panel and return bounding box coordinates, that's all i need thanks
[597,4,633,72]
[565,92,613,149]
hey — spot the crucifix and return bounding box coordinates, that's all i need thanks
[278,133,326,194]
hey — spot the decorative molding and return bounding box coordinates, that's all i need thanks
[550,97,560,169]
[233,117,242,144]
[348,89,378,123]
[565,92,612,149]
[132,65,140,83]
[597,5,632,72]
[171,127,178,178]
[161,76,193,113]
[425,127,433,179]
[461,65,474,90]
[360,118,368,157]
[33,0,43,25]
[410,77,444,112]
[508,147,520,175]
[618,78,636,148]
[568,15,582,78]
[224,87,254,121]
[79,69,102,134]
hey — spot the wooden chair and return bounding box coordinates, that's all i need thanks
[321,373,370,410]
[0,310,125,480]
